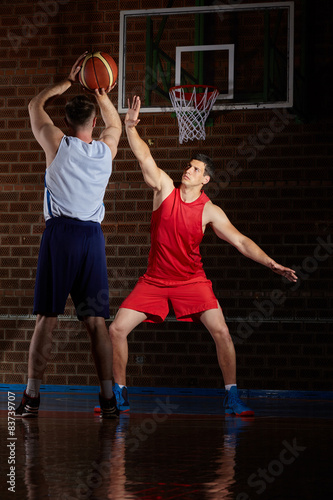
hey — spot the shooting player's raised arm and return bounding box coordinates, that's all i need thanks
[28,52,87,167]
[95,87,122,160]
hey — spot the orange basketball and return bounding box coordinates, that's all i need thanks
[78,51,118,92]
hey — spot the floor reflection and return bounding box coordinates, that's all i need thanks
[12,413,253,500]
[0,392,332,500]
[21,419,49,499]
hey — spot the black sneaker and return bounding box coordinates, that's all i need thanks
[98,393,119,419]
[15,390,40,418]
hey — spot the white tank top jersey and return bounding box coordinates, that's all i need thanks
[44,136,112,223]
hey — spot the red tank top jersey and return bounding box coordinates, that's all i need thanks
[144,186,210,282]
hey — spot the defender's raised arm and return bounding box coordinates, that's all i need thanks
[124,96,173,194]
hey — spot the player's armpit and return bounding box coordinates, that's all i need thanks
[204,202,242,245]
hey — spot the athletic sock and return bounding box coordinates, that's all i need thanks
[118,384,125,389]
[225,384,237,391]
[26,379,42,398]
[100,380,113,400]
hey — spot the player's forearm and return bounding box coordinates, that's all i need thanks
[29,79,72,111]
[98,95,121,133]
[125,124,151,163]
[237,236,275,268]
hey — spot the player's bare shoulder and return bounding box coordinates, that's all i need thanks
[152,172,174,210]
[202,199,228,226]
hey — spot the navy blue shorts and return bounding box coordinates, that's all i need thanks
[33,217,110,320]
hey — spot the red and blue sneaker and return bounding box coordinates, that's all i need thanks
[223,386,254,416]
[113,383,130,412]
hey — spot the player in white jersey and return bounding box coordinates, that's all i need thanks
[16,53,122,419]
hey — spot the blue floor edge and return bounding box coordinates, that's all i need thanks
[1,383,333,400]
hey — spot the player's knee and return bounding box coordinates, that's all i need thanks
[109,320,127,340]
[83,315,104,327]
[211,322,231,343]
[36,314,57,331]
[83,316,106,335]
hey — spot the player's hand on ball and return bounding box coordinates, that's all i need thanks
[94,81,117,97]
[68,52,88,83]
[94,87,108,98]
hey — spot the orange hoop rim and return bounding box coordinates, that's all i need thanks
[169,84,219,93]
[169,84,219,109]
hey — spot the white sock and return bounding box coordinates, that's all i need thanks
[100,380,113,399]
[118,384,125,389]
[225,384,237,391]
[26,379,41,398]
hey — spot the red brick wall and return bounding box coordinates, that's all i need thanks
[0,0,332,391]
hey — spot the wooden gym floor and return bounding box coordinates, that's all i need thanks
[0,389,332,499]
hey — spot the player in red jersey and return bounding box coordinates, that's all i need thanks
[110,96,298,416]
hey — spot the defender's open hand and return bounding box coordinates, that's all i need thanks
[125,96,141,127]
[270,261,298,282]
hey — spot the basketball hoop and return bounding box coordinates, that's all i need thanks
[169,85,219,144]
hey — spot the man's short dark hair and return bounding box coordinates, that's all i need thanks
[191,153,215,179]
[65,95,97,129]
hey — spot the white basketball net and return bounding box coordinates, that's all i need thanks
[169,85,219,144]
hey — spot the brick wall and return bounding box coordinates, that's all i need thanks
[0,0,332,391]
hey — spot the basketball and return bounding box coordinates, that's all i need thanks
[78,51,118,92]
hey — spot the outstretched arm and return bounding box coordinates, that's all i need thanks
[205,202,298,282]
[95,87,122,159]
[28,52,87,166]
[124,96,173,193]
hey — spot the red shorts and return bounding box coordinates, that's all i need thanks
[119,276,218,323]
